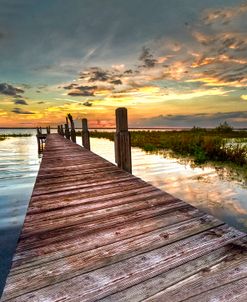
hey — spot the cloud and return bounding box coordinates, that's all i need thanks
[52,2,247,113]
[21,83,32,89]
[190,60,247,87]
[11,108,34,114]
[63,83,78,90]
[110,79,122,85]
[203,2,247,25]
[78,85,97,91]
[0,83,24,96]
[13,99,28,105]
[181,29,247,87]
[67,85,97,97]
[64,66,132,97]
[68,90,94,96]
[191,32,247,68]
[62,47,161,98]
[82,67,129,84]
[135,111,247,128]
[83,101,92,107]
[88,68,109,82]
[112,64,125,71]
[139,47,157,68]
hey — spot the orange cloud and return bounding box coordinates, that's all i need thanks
[203,2,247,25]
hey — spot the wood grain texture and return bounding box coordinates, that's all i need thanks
[2,134,247,302]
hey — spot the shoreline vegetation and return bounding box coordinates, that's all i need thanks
[1,123,247,178]
[78,122,247,178]
[0,134,32,141]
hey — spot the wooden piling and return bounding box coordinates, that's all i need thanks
[68,113,76,143]
[82,118,90,150]
[115,107,132,173]
[64,123,70,140]
[36,130,41,153]
[46,126,51,134]
[36,127,47,153]
[60,125,64,137]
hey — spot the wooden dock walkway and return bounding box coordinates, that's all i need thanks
[2,134,247,301]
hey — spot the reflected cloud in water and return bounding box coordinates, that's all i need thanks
[0,133,40,295]
[0,132,246,295]
[88,137,247,233]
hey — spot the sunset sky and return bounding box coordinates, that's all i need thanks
[0,0,247,128]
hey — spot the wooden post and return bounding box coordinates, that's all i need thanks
[60,125,64,137]
[57,125,60,134]
[38,139,41,153]
[36,127,45,153]
[115,107,132,173]
[65,122,70,139]
[68,113,76,143]
[36,129,41,153]
[82,118,90,150]
[46,126,51,134]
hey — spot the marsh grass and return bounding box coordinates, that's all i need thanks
[0,134,32,141]
[87,127,247,168]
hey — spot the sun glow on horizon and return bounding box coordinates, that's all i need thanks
[0,1,247,128]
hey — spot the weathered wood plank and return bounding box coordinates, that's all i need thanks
[24,193,183,229]
[0,248,232,301]
[30,178,151,202]
[16,205,194,259]
[22,196,187,238]
[142,240,247,301]
[29,178,148,202]
[89,244,247,302]
[99,247,234,302]
[34,169,126,188]
[3,219,228,299]
[27,185,159,214]
[32,174,135,196]
[12,208,203,270]
[37,161,114,176]
[35,165,120,182]
[2,134,247,301]
[179,277,247,302]
[3,228,245,301]
[20,197,188,244]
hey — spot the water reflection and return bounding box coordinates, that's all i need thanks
[0,132,247,295]
[86,137,247,232]
[0,134,40,295]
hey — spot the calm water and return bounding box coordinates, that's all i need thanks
[0,130,247,295]
[0,131,40,295]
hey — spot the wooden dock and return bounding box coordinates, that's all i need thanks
[36,126,50,154]
[2,133,247,301]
